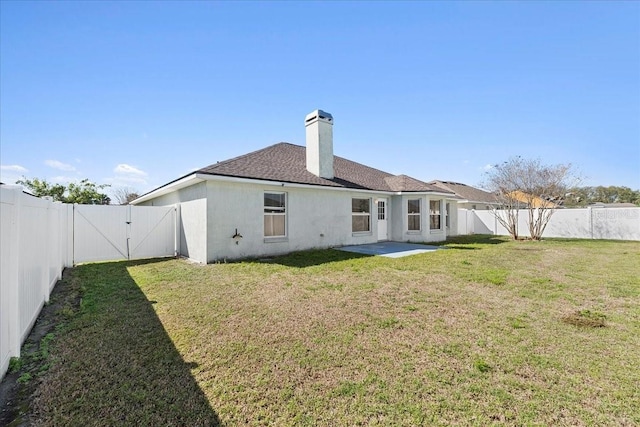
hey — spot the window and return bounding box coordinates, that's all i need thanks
[430,200,441,230]
[264,192,286,237]
[408,199,421,231]
[445,203,451,228]
[378,200,386,220]
[352,198,371,232]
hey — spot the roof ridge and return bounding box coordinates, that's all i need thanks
[193,142,451,193]
[429,180,468,186]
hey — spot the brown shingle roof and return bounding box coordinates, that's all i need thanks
[198,143,448,193]
[428,180,499,204]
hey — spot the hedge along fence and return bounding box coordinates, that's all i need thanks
[458,207,640,240]
[1,186,73,380]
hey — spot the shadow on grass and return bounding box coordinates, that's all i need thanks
[433,234,511,248]
[32,259,222,426]
[259,248,372,268]
[256,238,507,267]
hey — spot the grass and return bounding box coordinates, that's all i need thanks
[28,235,640,426]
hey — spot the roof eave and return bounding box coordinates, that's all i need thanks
[130,173,206,205]
[132,171,457,204]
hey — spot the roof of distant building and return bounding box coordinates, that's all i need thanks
[427,180,499,204]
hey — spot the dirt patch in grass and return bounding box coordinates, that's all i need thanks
[562,309,607,328]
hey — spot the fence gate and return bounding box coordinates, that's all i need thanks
[73,204,176,263]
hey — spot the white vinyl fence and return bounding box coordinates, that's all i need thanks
[1,186,72,381]
[1,186,176,380]
[74,204,176,263]
[458,207,640,240]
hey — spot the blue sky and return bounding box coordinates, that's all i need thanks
[1,1,639,198]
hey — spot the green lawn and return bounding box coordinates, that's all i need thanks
[28,236,640,426]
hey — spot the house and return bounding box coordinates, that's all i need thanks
[587,202,638,208]
[428,180,500,211]
[132,110,454,263]
[507,190,560,209]
[426,180,500,236]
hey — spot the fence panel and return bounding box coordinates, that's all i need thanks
[73,205,176,263]
[463,207,640,240]
[0,187,73,380]
[456,209,468,235]
[541,208,591,238]
[0,187,19,380]
[129,205,177,260]
[592,208,640,240]
[18,194,50,344]
[1,187,176,380]
[73,205,129,263]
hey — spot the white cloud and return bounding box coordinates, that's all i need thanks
[0,164,28,185]
[114,164,147,177]
[1,164,28,172]
[482,164,494,171]
[45,159,76,172]
[108,163,149,186]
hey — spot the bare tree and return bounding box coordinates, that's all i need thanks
[483,157,579,240]
[111,186,140,205]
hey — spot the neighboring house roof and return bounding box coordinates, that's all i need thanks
[588,202,638,208]
[196,142,449,193]
[428,180,499,205]
[507,190,559,208]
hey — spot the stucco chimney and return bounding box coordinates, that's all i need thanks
[305,109,334,179]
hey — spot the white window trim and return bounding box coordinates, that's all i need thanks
[407,198,421,232]
[264,191,287,239]
[430,199,443,232]
[352,198,372,235]
[445,202,451,229]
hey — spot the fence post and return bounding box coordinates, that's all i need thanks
[11,189,21,362]
[42,197,52,302]
[6,187,22,366]
[72,204,76,265]
[66,204,73,267]
[175,204,181,257]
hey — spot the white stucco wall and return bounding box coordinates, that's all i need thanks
[139,179,451,262]
[394,195,447,243]
[205,181,387,261]
[305,113,334,179]
[138,182,208,263]
[389,195,403,241]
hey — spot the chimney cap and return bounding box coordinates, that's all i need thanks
[305,109,333,125]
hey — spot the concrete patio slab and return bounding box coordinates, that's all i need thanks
[337,241,444,258]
